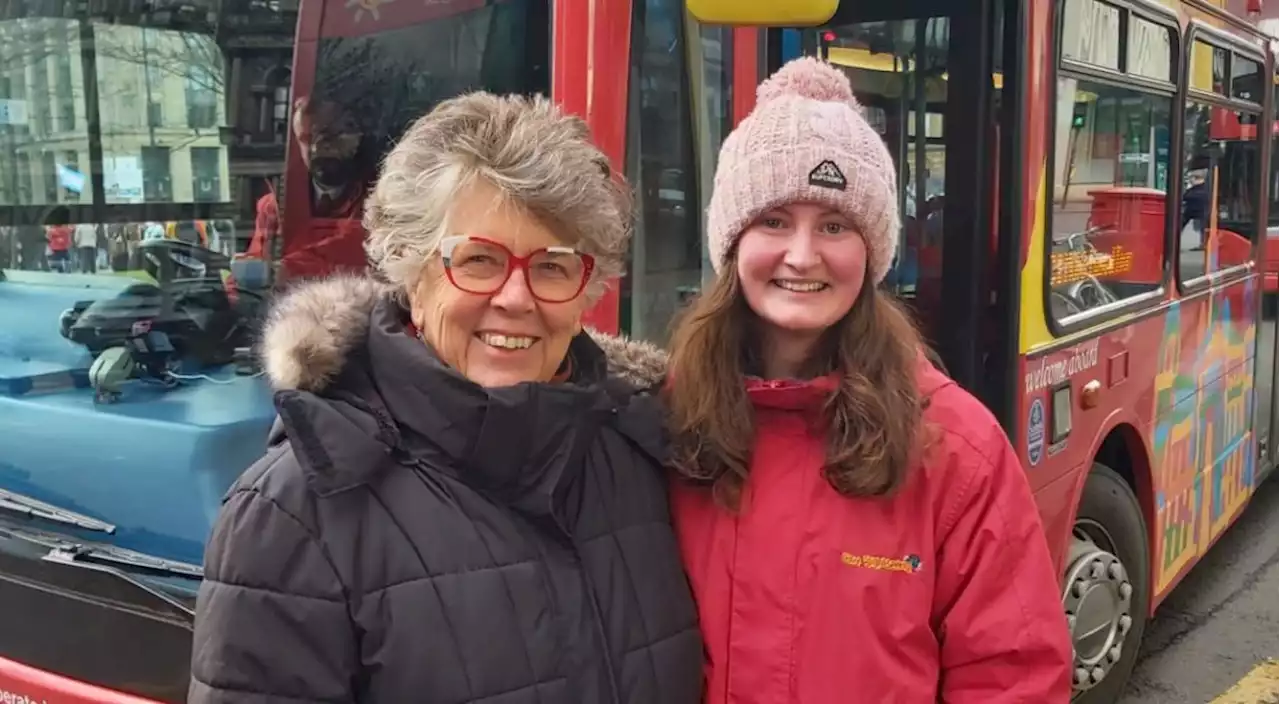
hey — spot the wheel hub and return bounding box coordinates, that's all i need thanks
[1063,531,1133,695]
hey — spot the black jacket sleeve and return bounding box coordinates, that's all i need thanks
[190,484,358,703]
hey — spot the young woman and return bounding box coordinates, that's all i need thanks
[661,57,1074,703]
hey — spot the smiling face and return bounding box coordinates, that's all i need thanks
[409,180,591,388]
[735,202,867,361]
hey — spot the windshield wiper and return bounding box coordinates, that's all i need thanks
[43,545,202,620]
[0,489,116,534]
[45,543,202,580]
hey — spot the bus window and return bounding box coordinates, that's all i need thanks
[310,1,550,213]
[0,5,274,696]
[820,16,958,338]
[273,0,551,278]
[624,0,733,341]
[1048,0,1172,322]
[1178,51,1265,283]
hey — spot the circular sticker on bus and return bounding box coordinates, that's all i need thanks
[1027,398,1045,467]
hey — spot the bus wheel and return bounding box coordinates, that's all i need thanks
[1065,463,1149,704]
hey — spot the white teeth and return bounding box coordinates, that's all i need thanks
[774,280,828,292]
[479,333,536,350]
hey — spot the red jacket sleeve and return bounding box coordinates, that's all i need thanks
[932,423,1074,703]
[246,192,277,259]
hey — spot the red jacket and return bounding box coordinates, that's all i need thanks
[47,225,72,252]
[246,189,370,282]
[670,360,1073,703]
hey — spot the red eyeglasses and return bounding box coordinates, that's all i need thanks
[439,235,596,303]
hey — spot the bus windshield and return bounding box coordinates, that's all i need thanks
[274,0,550,277]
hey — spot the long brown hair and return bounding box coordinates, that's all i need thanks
[664,265,928,509]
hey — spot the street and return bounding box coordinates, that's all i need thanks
[1121,472,1279,704]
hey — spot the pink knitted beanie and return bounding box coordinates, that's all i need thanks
[706,57,900,283]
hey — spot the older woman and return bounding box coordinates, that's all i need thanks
[189,93,702,703]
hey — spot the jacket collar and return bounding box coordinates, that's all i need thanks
[362,298,617,499]
[744,374,840,411]
[258,276,668,511]
[742,353,953,413]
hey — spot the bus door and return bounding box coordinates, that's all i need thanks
[774,0,1019,423]
[1259,79,1278,479]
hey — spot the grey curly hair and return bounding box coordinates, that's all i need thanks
[363,91,632,300]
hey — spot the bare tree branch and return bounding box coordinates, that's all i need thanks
[0,17,225,94]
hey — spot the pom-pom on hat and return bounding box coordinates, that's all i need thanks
[705,56,900,284]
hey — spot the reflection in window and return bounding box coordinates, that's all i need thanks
[186,66,219,129]
[823,16,954,335]
[623,0,731,342]
[1177,100,1261,281]
[14,154,32,205]
[0,2,301,549]
[94,23,229,204]
[1190,40,1230,95]
[1061,0,1121,70]
[1126,15,1172,82]
[1230,57,1263,104]
[304,0,548,224]
[56,27,76,132]
[191,147,223,203]
[41,151,58,203]
[687,20,734,279]
[141,146,173,202]
[1049,78,1170,321]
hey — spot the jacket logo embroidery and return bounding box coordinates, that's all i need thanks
[808,160,848,191]
[841,552,923,574]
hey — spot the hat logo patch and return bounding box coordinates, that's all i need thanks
[808,160,847,191]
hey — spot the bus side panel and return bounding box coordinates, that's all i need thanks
[1148,277,1260,602]
[1016,0,1076,570]
[554,0,632,335]
[0,655,164,704]
[1018,279,1258,611]
[0,542,191,703]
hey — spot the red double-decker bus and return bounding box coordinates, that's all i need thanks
[0,0,1275,702]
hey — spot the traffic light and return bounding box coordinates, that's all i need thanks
[1071,102,1088,129]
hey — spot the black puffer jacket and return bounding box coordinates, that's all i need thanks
[189,276,700,704]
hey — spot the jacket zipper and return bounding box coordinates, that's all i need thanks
[544,394,622,703]
[565,542,623,704]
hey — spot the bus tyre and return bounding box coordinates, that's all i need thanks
[1065,463,1150,704]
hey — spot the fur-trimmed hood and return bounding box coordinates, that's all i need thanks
[258,274,669,393]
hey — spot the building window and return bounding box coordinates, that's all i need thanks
[186,65,219,129]
[141,145,172,202]
[190,146,222,202]
[41,151,58,203]
[14,153,32,205]
[144,29,165,128]
[31,55,53,135]
[56,23,76,131]
[1048,0,1174,323]
[3,61,29,137]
